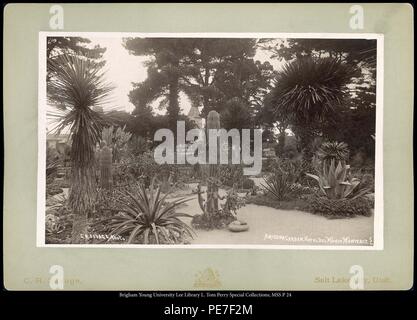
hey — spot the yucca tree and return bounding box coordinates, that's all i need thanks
[269,57,356,156]
[48,53,113,243]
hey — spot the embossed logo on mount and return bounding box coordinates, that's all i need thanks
[194,268,221,288]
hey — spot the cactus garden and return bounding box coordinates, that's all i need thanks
[44,35,377,246]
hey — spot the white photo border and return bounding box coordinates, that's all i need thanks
[37,32,384,250]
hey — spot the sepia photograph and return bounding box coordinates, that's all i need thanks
[4,1,414,300]
[39,33,383,248]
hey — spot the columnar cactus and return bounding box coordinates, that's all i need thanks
[99,142,113,189]
[193,110,245,230]
[197,111,221,218]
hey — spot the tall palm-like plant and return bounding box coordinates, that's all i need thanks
[269,57,356,156]
[48,53,113,243]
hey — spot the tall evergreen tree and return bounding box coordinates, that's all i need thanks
[123,38,193,131]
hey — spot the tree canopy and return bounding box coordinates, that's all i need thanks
[124,38,275,137]
[259,38,377,158]
[54,36,377,161]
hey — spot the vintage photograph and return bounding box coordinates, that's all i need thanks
[39,33,382,248]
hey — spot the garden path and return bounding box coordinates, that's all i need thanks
[178,187,374,246]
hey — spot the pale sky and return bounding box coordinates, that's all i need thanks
[88,37,284,115]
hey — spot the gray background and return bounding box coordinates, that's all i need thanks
[3,3,413,290]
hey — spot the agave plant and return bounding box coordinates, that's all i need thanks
[306,159,371,200]
[47,53,113,243]
[316,141,349,166]
[102,178,195,244]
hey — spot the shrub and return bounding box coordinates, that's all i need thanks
[261,158,307,201]
[96,178,195,244]
[192,182,245,230]
[46,183,63,197]
[351,171,375,193]
[261,171,296,201]
[307,195,373,217]
[45,193,69,215]
[113,151,160,187]
[93,187,120,217]
[218,164,244,187]
[45,193,73,244]
[358,173,375,193]
[57,179,71,189]
[192,163,202,179]
[262,156,320,201]
[266,157,315,186]
[263,158,276,173]
[241,178,255,190]
[45,214,65,234]
[128,135,149,156]
[245,194,310,211]
[112,157,136,186]
[221,187,246,215]
[289,183,316,198]
[46,148,62,183]
[101,125,132,162]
